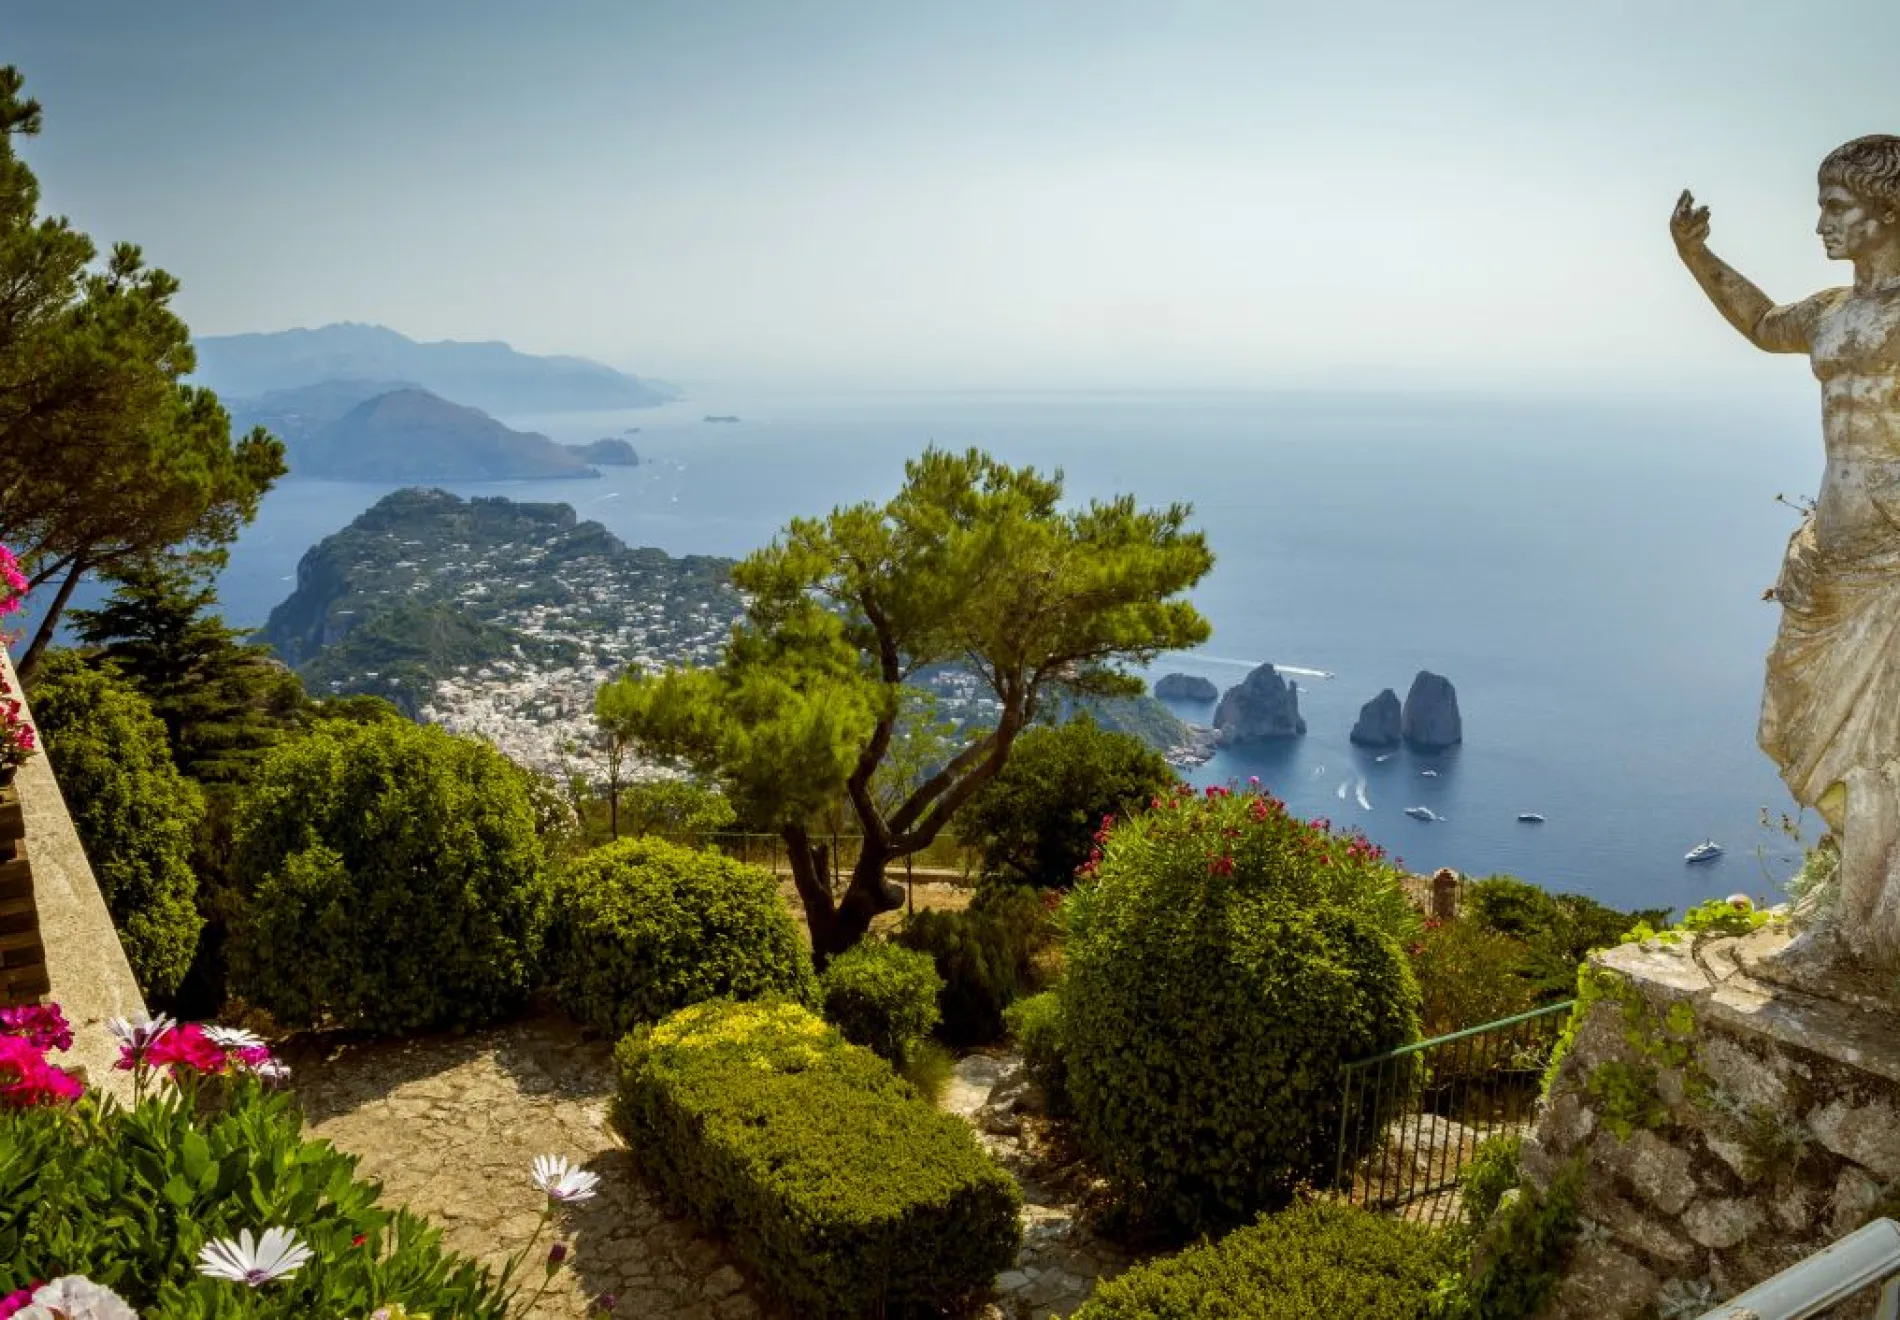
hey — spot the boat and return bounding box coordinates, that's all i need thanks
[1517,812,1546,824]
[703,414,741,423]
[1421,769,1439,778]
[1684,839,1723,864]
[1403,806,1440,822]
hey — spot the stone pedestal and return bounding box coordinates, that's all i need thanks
[1524,926,1900,1319]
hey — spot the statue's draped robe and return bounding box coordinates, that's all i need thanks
[1755,282,1900,959]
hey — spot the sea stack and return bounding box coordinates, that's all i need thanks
[1154,673,1219,702]
[1401,670,1462,750]
[1213,663,1306,743]
[1349,688,1403,748]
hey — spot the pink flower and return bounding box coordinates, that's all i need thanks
[146,1023,227,1077]
[0,1003,72,1053]
[0,1035,82,1107]
[0,1287,36,1319]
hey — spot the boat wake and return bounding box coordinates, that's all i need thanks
[1354,777,1371,810]
[1336,780,1349,801]
[1160,653,1335,679]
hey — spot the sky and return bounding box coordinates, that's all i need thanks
[6,1,1897,394]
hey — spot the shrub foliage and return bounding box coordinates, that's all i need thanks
[28,651,206,1000]
[1002,990,1069,1116]
[545,836,817,1038]
[894,886,1056,1045]
[1073,1200,1457,1320]
[0,1080,507,1316]
[819,939,943,1064]
[1060,784,1420,1234]
[227,719,549,1034]
[613,998,1021,1318]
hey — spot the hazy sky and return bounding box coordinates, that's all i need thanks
[8,1,1897,393]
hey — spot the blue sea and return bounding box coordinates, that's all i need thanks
[204,387,1827,918]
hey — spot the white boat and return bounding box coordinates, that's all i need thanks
[1404,806,1440,822]
[1517,812,1546,823]
[1684,839,1723,864]
[1421,769,1439,778]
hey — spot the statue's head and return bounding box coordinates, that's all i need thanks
[1817,135,1900,261]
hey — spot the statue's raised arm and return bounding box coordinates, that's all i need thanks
[1670,189,1838,354]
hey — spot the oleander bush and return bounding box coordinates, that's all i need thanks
[1072,1199,1459,1320]
[1061,784,1421,1235]
[894,884,1057,1044]
[819,939,942,1064]
[1002,990,1069,1116]
[613,998,1021,1318]
[27,651,206,1001]
[226,719,550,1034]
[545,836,818,1037]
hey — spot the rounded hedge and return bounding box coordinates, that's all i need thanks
[27,652,205,1000]
[1061,784,1421,1235]
[819,939,942,1063]
[1073,1199,1458,1319]
[227,719,550,1034]
[545,837,817,1037]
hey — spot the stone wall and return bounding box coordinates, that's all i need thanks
[1523,926,1900,1318]
[1,646,145,1100]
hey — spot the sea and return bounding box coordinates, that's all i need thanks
[197,386,1826,919]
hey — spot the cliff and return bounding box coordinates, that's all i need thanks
[1401,670,1462,750]
[1213,663,1306,743]
[1154,673,1219,702]
[1350,688,1403,748]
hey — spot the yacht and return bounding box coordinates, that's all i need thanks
[1684,839,1723,864]
[1403,806,1440,822]
[1421,769,1439,778]
[1517,812,1546,823]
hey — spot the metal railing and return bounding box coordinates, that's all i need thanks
[1698,1218,1900,1318]
[1332,999,1576,1227]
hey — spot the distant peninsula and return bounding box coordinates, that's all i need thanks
[192,322,675,414]
[563,437,640,465]
[264,386,599,482]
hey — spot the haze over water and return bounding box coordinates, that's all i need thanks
[213,385,1820,917]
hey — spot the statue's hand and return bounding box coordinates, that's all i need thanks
[1671,189,1711,254]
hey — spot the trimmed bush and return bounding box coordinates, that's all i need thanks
[1061,785,1420,1235]
[894,886,1056,1044]
[0,1078,507,1315]
[819,939,942,1064]
[1002,990,1068,1116]
[546,837,818,1037]
[613,998,1021,1318]
[28,651,206,1000]
[1073,1200,1458,1319]
[227,719,550,1034]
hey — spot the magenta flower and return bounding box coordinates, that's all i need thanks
[0,1003,72,1053]
[147,1023,228,1077]
[0,1035,82,1107]
[0,1288,32,1319]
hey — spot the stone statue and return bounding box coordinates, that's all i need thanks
[1672,134,1900,969]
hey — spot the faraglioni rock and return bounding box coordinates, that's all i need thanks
[1154,672,1219,702]
[1350,688,1403,748]
[1401,671,1462,750]
[1213,664,1306,743]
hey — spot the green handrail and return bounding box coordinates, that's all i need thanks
[1340,999,1578,1070]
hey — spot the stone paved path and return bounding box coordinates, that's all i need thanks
[285,1016,783,1320]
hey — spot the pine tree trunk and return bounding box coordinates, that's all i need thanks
[15,559,85,685]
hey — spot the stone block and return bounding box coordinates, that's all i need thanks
[1596,1128,1697,1216]
[1543,1242,1661,1320]
[1810,1096,1900,1179]
[1682,1196,1766,1249]
[1829,1164,1886,1236]
[1697,1034,1794,1114]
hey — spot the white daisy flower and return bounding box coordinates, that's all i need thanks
[531,1153,601,1203]
[106,1013,175,1050]
[252,1058,292,1085]
[196,1226,313,1286]
[202,1024,266,1051]
[16,1275,139,1319]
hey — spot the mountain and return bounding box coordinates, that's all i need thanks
[563,437,640,465]
[193,322,675,414]
[227,378,419,449]
[287,388,598,481]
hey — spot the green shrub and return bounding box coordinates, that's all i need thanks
[1464,876,1662,1002]
[1410,917,1539,1038]
[1002,990,1069,1116]
[961,715,1178,887]
[545,837,817,1038]
[0,1079,506,1316]
[28,651,206,1000]
[614,998,1021,1319]
[1074,1199,1459,1319]
[227,719,550,1035]
[895,886,1056,1044]
[1061,785,1420,1235]
[820,939,942,1064]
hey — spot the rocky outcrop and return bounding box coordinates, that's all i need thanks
[1154,673,1218,702]
[564,437,640,465]
[1213,664,1306,743]
[1350,688,1403,747]
[1401,670,1462,750]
